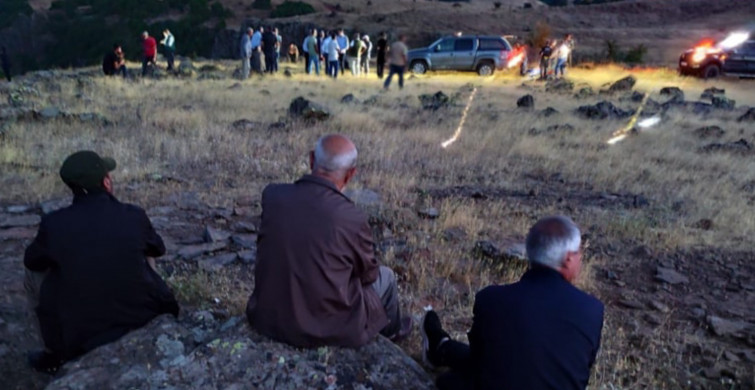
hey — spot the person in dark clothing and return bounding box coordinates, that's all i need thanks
[539,39,553,80]
[1,46,11,82]
[262,26,278,74]
[376,32,388,79]
[102,44,127,78]
[421,216,604,390]
[24,151,179,374]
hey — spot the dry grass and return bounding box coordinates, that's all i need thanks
[2,63,754,388]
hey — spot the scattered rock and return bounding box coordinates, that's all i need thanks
[643,313,663,326]
[539,107,559,117]
[284,69,292,77]
[228,82,242,90]
[288,97,330,121]
[231,234,257,250]
[231,119,266,131]
[618,298,645,310]
[474,240,526,262]
[736,108,755,122]
[6,205,32,214]
[442,227,467,242]
[723,350,740,362]
[648,300,670,313]
[529,123,575,135]
[343,188,381,207]
[178,59,196,77]
[699,139,752,155]
[576,101,633,120]
[655,266,689,285]
[38,106,61,119]
[232,221,257,233]
[419,91,450,111]
[237,250,256,264]
[608,76,636,93]
[0,214,40,228]
[417,207,440,219]
[701,87,725,100]
[47,314,435,390]
[268,121,287,130]
[574,86,594,99]
[662,100,713,115]
[198,253,238,272]
[40,198,70,214]
[363,95,379,105]
[545,78,574,93]
[204,226,231,243]
[340,94,358,104]
[629,245,652,259]
[178,242,228,260]
[633,194,649,208]
[692,219,714,230]
[659,87,684,103]
[711,96,735,110]
[707,315,750,337]
[516,94,534,109]
[693,126,725,139]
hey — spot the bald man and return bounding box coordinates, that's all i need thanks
[421,216,604,390]
[246,135,411,348]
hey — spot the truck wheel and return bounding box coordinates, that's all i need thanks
[477,62,494,76]
[411,61,428,75]
[703,64,720,79]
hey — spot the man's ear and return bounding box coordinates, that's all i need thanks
[102,174,113,194]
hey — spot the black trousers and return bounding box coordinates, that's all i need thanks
[376,56,385,79]
[304,52,310,73]
[338,52,346,74]
[264,50,276,73]
[165,49,175,71]
[435,340,473,390]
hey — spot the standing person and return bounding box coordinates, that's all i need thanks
[274,28,282,72]
[326,31,341,78]
[565,33,575,67]
[1,46,11,82]
[240,28,253,79]
[360,35,372,75]
[318,30,326,70]
[306,29,320,76]
[288,43,299,63]
[336,29,349,75]
[383,34,408,90]
[251,26,264,74]
[302,30,312,73]
[24,151,179,373]
[102,44,128,78]
[322,32,333,74]
[346,33,363,76]
[539,39,553,80]
[421,216,604,390]
[376,32,388,79]
[160,29,176,72]
[262,26,278,74]
[555,40,570,78]
[246,134,412,348]
[141,31,157,76]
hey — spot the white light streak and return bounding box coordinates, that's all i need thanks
[637,116,661,129]
[718,32,750,50]
[441,87,478,149]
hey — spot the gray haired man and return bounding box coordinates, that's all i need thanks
[247,134,412,348]
[240,28,253,79]
[422,216,604,390]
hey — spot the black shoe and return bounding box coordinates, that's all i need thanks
[27,350,63,374]
[421,310,450,368]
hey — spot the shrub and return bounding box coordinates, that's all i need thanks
[624,44,647,64]
[271,1,316,18]
[252,0,272,10]
[603,40,647,64]
[527,21,551,49]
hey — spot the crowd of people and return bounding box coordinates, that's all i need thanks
[101,29,175,78]
[24,135,604,390]
[538,33,575,80]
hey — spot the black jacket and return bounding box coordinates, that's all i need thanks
[24,191,179,360]
[469,265,604,390]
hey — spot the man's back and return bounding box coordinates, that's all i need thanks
[262,31,277,53]
[389,41,407,66]
[247,175,387,348]
[24,192,178,359]
[469,266,603,390]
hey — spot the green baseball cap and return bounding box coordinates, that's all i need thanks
[59,151,116,190]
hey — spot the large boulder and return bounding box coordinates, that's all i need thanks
[659,87,684,104]
[608,76,636,93]
[47,314,434,390]
[576,101,633,120]
[419,91,450,111]
[289,97,330,121]
[516,94,534,109]
[738,108,755,122]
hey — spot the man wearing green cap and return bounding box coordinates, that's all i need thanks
[24,151,179,373]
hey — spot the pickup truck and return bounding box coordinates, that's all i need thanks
[407,35,513,76]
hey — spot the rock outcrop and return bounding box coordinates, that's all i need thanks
[47,315,434,390]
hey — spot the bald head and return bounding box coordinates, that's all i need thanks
[525,216,581,269]
[313,134,358,174]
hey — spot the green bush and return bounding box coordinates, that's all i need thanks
[624,44,647,64]
[0,0,33,29]
[603,40,647,64]
[271,1,316,18]
[252,0,272,10]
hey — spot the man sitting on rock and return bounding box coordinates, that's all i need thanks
[247,134,411,348]
[422,215,604,390]
[24,151,179,373]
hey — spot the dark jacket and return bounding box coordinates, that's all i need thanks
[246,175,388,348]
[469,265,604,390]
[24,191,179,360]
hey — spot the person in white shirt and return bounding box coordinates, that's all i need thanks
[360,35,372,75]
[326,31,341,78]
[555,41,570,78]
